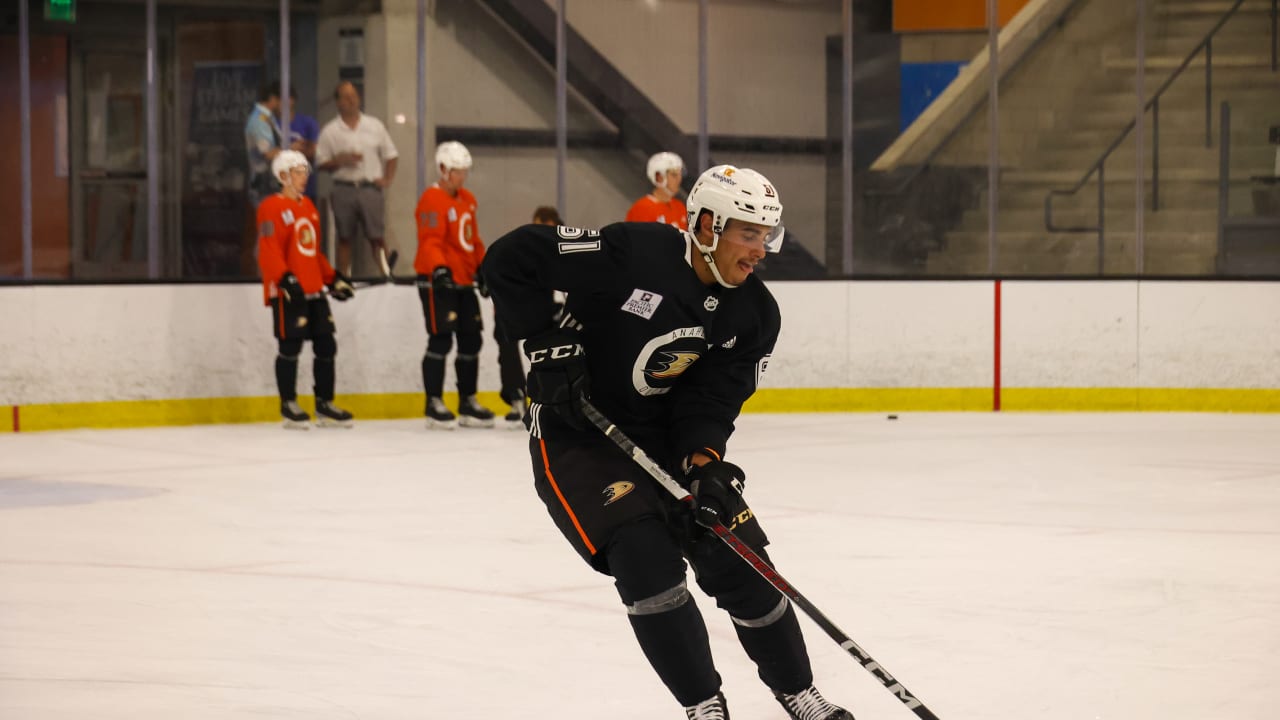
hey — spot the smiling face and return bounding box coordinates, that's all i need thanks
[694,214,769,286]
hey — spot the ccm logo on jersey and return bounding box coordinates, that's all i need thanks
[528,343,584,363]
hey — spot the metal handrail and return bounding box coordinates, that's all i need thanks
[863,0,1089,201]
[1043,0,1256,257]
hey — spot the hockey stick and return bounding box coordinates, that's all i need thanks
[580,399,941,720]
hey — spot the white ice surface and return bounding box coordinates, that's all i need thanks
[2,413,1278,719]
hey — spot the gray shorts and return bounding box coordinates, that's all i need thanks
[330,182,385,241]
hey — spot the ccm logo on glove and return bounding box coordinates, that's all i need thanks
[528,344,585,363]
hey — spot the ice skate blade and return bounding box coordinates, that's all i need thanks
[503,418,525,431]
[426,417,458,430]
[282,419,312,430]
[459,415,495,429]
[316,417,354,429]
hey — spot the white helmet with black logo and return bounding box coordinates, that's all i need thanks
[435,141,473,174]
[646,151,684,186]
[271,149,310,183]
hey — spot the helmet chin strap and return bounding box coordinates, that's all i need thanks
[691,230,739,289]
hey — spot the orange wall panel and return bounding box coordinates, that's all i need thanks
[0,34,70,278]
[894,0,1031,32]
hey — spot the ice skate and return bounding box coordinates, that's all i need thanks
[280,399,311,430]
[684,691,729,720]
[774,686,853,720]
[425,396,457,430]
[458,394,496,429]
[502,397,525,429]
[315,399,354,428]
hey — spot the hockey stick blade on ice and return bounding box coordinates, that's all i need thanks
[580,399,941,720]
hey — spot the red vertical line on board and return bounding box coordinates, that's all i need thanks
[12,405,19,433]
[993,281,1002,411]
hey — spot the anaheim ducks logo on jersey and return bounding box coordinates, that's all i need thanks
[295,216,318,257]
[458,211,475,251]
[648,352,700,379]
[602,481,635,506]
[633,327,705,396]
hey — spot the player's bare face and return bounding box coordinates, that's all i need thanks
[662,168,683,195]
[440,167,468,194]
[279,166,309,199]
[714,219,769,285]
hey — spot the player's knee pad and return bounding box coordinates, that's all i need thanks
[311,333,337,360]
[277,339,303,359]
[607,520,688,612]
[456,332,482,357]
[729,596,790,629]
[694,543,785,621]
[426,333,454,356]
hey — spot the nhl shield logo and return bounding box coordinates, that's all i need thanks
[703,296,719,311]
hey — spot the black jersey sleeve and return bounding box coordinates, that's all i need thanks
[482,223,631,339]
[667,283,781,463]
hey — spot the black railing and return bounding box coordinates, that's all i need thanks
[1043,0,1264,270]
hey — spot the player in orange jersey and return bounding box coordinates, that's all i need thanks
[413,141,495,429]
[625,151,687,229]
[257,149,356,429]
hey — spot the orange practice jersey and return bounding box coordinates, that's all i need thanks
[625,194,688,230]
[257,193,334,305]
[414,184,485,285]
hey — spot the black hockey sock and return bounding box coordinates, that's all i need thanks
[454,352,479,397]
[733,601,813,695]
[497,340,526,405]
[422,352,446,398]
[276,354,299,401]
[313,356,335,402]
[627,599,722,707]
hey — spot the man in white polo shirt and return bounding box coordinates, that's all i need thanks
[316,81,399,276]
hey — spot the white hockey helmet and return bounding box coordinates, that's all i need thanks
[272,149,310,182]
[646,151,684,186]
[685,164,785,255]
[436,141,473,174]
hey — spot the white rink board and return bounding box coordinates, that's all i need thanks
[1002,281,1140,388]
[2,280,1279,406]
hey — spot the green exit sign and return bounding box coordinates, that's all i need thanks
[45,0,76,22]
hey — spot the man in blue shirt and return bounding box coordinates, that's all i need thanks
[245,81,284,209]
[287,87,320,202]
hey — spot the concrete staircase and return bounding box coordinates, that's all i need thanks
[924,0,1277,275]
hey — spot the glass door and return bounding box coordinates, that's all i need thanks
[70,41,163,278]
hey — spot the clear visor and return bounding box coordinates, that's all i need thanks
[719,221,786,254]
[764,224,785,254]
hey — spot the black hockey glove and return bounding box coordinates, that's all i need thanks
[278,271,305,308]
[473,267,490,298]
[524,327,589,430]
[328,272,355,302]
[421,267,458,335]
[686,460,748,529]
[431,265,456,291]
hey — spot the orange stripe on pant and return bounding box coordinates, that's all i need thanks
[539,438,597,556]
[428,287,438,335]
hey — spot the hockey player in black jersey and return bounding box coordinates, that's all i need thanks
[482,165,853,720]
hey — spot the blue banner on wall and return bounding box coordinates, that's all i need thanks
[900,62,967,132]
[182,61,262,278]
